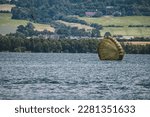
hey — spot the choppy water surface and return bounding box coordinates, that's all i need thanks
[0,53,150,100]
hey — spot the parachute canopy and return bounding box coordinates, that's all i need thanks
[98,36,125,60]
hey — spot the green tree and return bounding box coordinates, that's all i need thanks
[91,29,100,37]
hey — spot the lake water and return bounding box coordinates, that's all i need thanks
[0,53,150,100]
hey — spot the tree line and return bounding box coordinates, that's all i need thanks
[0,34,150,54]
[0,34,99,53]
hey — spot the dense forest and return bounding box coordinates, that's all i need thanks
[1,0,150,23]
[0,34,150,54]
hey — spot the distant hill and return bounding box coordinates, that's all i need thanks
[0,2,150,37]
[5,0,150,23]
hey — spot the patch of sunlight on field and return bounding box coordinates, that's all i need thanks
[0,13,54,35]
[33,23,55,32]
[57,20,93,31]
[123,42,150,45]
[0,4,15,12]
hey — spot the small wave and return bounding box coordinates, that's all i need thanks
[0,78,10,85]
[49,80,60,84]
[136,79,150,88]
[65,81,78,85]
[91,80,102,84]
[13,78,61,85]
[115,86,129,90]
[13,80,32,84]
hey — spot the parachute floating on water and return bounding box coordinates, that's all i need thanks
[98,33,125,60]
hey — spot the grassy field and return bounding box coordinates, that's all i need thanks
[0,13,55,35]
[101,27,150,36]
[79,16,150,36]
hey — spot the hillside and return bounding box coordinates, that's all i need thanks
[0,13,55,35]
[8,0,150,24]
[0,3,150,37]
[0,13,94,35]
[1,13,150,37]
[80,16,150,36]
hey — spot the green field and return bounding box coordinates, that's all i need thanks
[101,27,150,36]
[79,16,150,36]
[0,13,54,35]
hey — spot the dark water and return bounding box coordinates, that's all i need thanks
[0,53,150,100]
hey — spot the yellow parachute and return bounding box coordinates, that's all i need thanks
[98,35,125,60]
